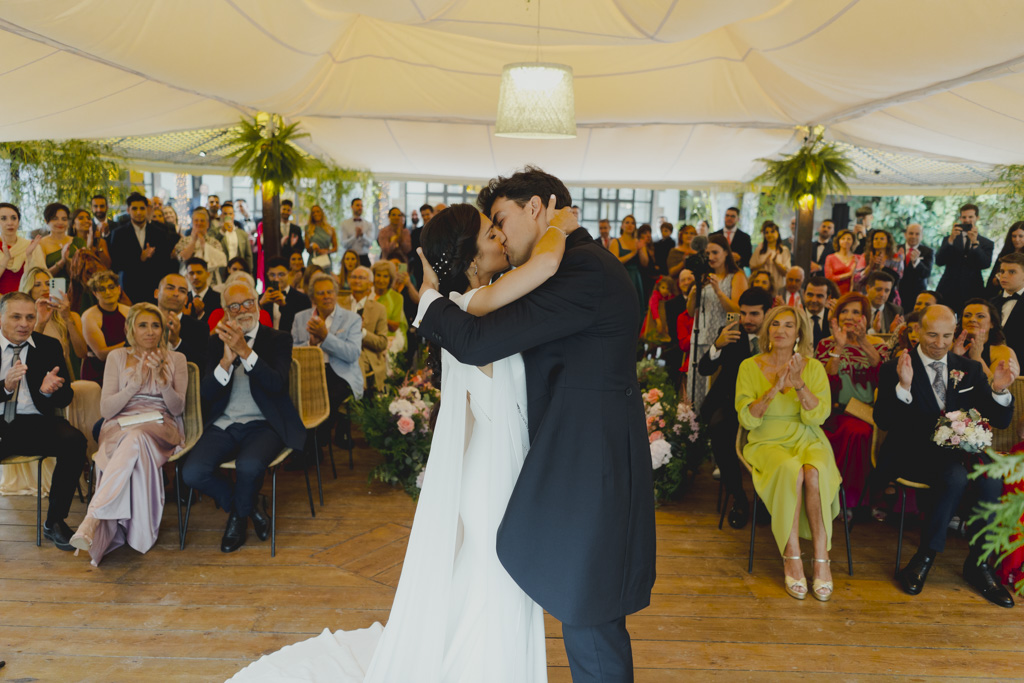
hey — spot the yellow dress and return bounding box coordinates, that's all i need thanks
[735,356,840,554]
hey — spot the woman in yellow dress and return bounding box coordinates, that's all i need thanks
[735,305,841,601]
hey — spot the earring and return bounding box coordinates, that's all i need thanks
[472,263,478,276]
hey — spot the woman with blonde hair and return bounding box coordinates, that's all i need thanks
[20,266,88,378]
[371,259,408,355]
[70,302,187,565]
[305,204,337,268]
[735,305,841,601]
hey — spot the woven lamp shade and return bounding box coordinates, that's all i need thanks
[495,62,577,139]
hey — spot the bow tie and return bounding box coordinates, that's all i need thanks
[1004,293,1021,301]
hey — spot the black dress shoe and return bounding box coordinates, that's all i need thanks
[42,520,75,551]
[727,499,750,529]
[964,557,1015,608]
[898,552,935,595]
[221,512,247,553]
[250,501,271,542]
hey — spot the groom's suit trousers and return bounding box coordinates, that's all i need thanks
[561,617,633,683]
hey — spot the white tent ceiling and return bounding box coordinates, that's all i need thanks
[1,0,1023,190]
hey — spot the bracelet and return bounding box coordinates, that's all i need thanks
[794,383,806,391]
[545,225,567,238]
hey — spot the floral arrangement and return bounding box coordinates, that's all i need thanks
[637,359,707,503]
[353,369,438,499]
[933,408,992,453]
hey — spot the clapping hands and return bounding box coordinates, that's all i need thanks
[992,358,1019,394]
[39,366,64,395]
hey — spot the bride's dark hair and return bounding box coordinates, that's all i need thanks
[419,203,484,416]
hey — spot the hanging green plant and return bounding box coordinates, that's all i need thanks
[753,135,854,206]
[224,114,311,189]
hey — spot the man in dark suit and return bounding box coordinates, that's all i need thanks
[697,287,773,528]
[874,305,1017,607]
[991,252,1024,363]
[260,257,310,332]
[809,219,835,275]
[415,167,655,682]
[181,280,305,553]
[185,257,221,324]
[711,206,752,269]
[898,223,934,308]
[864,271,903,334]
[109,192,175,304]
[0,292,86,550]
[155,273,208,374]
[653,222,676,276]
[936,203,994,314]
[804,276,839,350]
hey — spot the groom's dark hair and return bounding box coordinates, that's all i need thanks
[477,165,573,218]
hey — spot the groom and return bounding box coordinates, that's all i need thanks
[414,167,656,681]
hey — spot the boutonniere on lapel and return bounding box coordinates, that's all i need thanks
[949,370,965,389]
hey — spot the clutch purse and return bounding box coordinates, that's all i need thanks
[117,411,164,428]
[843,396,875,425]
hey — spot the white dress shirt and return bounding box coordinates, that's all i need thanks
[222,227,239,260]
[895,345,1011,410]
[1000,286,1024,325]
[132,222,147,249]
[213,324,260,386]
[271,286,290,330]
[1,333,41,416]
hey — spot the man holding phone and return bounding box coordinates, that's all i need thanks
[935,203,994,313]
[260,257,310,332]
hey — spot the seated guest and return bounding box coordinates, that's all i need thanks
[226,256,250,278]
[68,247,110,313]
[803,276,838,350]
[874,305,1016,606]
[155,273,208,372]
[69,303,187,565]
[260,257,310,332]
[181,279,305,553]
[342,266,389,395]
[206,272,272,331]
[892,309,923,356]
[749,269,773,294]
[297,264,325,296]
[0,291,86,550]
[81,270,130,385]
[863,271,903,334]
[914,290,941,313]
[816,292,888,511]
[287,252,307,291]
[371,260,408,356]
[986,222,1024,297]
[954,298,1018,379]
[991,252,1024,362]
[736,306,840,601]
[21,266,87,378]
[176,209,227,285]
[185,257,220,324]
[338,250,359,290]
[778,266,805,308]
[698,286,773,529]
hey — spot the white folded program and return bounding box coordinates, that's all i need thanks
[117,411,164,428]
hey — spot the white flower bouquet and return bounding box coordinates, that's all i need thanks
[933,408,992,454]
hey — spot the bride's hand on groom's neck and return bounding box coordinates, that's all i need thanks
[417,248,439,295]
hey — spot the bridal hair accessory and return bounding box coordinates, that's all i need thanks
[433,252,453,279]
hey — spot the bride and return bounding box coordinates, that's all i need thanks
[229,198,577,682]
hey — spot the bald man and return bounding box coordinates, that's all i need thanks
[873,305,1017,607]
[778,266,805,307]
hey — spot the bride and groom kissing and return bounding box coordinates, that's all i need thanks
[231,167,656,682]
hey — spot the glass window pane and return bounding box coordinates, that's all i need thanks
[582,203,599,221]
[618,203,634,221]
[408,195,425,213]
[428,195,445,207]
[570,186,583,202]
[584,187,600,199]
[635,189,652,202]
[407,181,426,194]
[428,183,445,193]
[446,184,463,194]
[601,188,617,199]
[634,204,651,224]
[603,201,616,222]
[619,188,634,200]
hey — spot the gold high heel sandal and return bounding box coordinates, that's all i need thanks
[812,558,833,602]
[783,555,807,600]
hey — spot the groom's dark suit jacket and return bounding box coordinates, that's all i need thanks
[417,229,656,626]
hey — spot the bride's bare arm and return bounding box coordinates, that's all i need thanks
[466,226,568,316]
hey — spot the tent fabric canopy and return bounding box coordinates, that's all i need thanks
[2,0,1022,189]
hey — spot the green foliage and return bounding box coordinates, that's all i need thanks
[225,115,311,189]
[0,139,126,222]
[754,138,854,206]
[969,450,1024,595]
[295,162,375,228]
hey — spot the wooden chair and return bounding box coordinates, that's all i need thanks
[0,456,46,545]
[991,376,1024,453]
[292,346,332,505]
[736,427,853,575]
[164,362,202,549]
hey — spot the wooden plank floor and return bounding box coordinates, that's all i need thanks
[2,434,1024,682]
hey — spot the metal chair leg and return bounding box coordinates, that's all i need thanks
[839,484,853,576]
[896,486,907,578]
[36,457,42,547]
[717,479,723,513]
[181,485,194,551]
[302,453,316,518]
[748,495,758,573]
[312,430,324,507]
[718,491,731,530]
[271,468,278,557]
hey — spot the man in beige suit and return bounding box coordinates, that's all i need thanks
[344,267,389,395]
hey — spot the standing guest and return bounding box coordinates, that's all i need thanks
[21,267,87,379]
[854,229,903,299]
[874,305,1016,606]
[378,208,412,262]
[70,209,111,268]
[825,229,865,296]
[210,202,252,276]
[852,206,873,254]
[779,267,805,308]
[391,258,421,355]
[899,223,934,308]
[162,205,180,234]
[108,192,175,304]
[609,215,648,304]
[69,303,186,565]
[986,221,1024,298]
[687,234,748,412]
[803,276,838,350]
[81,270,130,385]
[663,268,695,391]
[816,292,888,511]
[226,257,250,277]
[749,270,773,294]
[914,290,941,313]
[338,250,360,290]
[206,195,222,230]
[810,219,835,274]
[67,249,110,314]
[408,204,434,288]
[91,195,112,239]
[154,274,208,372]
[736,306,840,601]
[993,252,1024,362]
[38,203,86,281]
[340,198,374,267]
[341,266,389,395]
[278,199,305,262]
[864,271,903,334]
[287,252,306,291]
[298,264,325,296]
[749,221,792,292]
[954,298,1018,379]
[0,291,86,550]
[181,280,305,553]
[667,224,697,277]
[636,224,658,300]
[711,206,752,269]
[698,287,773,528]
[259,257,311,333]
[697,220,710,236]
[176,208,227,283]
[185,257,221,324]
[304,205,337,269]
[596,218,612,249]
[371,260,408,357]
[936,203,994,314]
[0,203,42,294]
[653,222,676,276]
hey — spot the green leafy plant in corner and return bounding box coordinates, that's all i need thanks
[969,450,1024,596]
[753,135,854,206]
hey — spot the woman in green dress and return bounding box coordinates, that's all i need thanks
[609,214,647,304]
[304,204,337,268]
[736,305,841,602]
[371,259,408,357]
[39,203,86,281]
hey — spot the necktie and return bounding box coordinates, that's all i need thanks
[813,314,823,340]
[788,292,797,307]
[929,361,947,407]
[726,231,733,245]
[750,336,760,355]
[5,343,25,423]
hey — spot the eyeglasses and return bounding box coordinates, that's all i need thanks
[225,298,257,314]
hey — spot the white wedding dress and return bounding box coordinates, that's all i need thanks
[229,288,547,683]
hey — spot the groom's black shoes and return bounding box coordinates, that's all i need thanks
[251,500,271,542]
[221,512,247,553]
[964,556,1015,608]
[898,551,934,595]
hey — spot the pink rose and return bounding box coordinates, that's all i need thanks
[658,419,666,428]
[950,435,961,445]
[649,430,663,443]
[951,421,966,435]
[397,416,415,435]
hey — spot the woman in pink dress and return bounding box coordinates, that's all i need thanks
[824,229,864,296]
[70,303,187,565]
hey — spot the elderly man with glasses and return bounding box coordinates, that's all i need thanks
[181,280,305,553]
